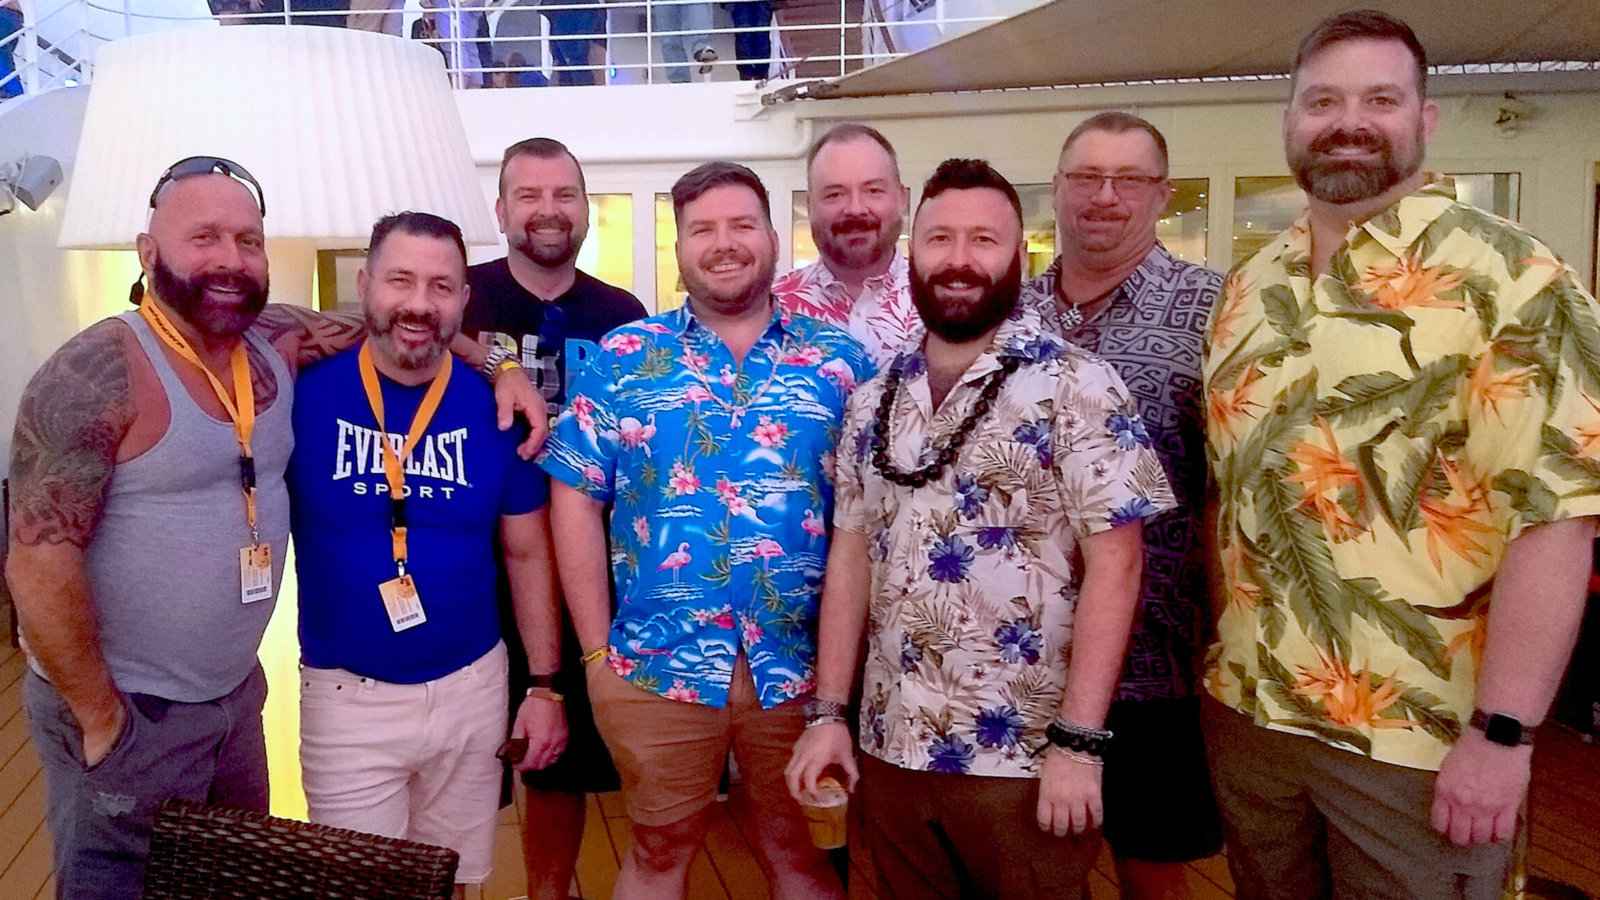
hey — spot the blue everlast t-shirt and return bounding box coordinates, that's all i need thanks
[289,348,547,684]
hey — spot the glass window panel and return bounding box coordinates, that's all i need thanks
[581,194,634,294]
[1232,176,1301,267]
[792,191,819,271]
[1016,184,1056,279]
[655,193,685,313]
[1159,179,1209,266]
[1451,173,1520,220]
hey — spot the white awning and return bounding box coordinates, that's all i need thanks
[770,0,1600,102]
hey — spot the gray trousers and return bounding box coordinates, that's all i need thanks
[24,666,270,900]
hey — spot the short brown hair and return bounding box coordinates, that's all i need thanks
[670,162,771,230]
[498,137,587,196]
[1058,112,1170,177]
[368,211,467,270]
[1293,9,1428,97]
[916,158,1022,227]
[805,123,901,180]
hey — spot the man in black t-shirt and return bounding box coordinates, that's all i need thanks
[462,137,645,900]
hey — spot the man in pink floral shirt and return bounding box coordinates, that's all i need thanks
[773,123,921,366]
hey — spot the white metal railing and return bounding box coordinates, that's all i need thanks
[0,0,1016,102]
[1,0,92,101]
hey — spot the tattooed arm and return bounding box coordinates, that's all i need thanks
[253,303,367,374]
[253,303,547,455]
[4,321,136,765]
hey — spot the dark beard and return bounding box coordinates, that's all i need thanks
[815,212,899,271]
[364,306,458,371]
[909,253,1021,344]
[682,249,777,317]
[149,255,268,339]
[511,214,581,268]
[1289,125,1422,204]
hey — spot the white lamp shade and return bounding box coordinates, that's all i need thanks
[58,26,498,249]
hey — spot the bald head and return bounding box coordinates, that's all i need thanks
[137,173,270,340]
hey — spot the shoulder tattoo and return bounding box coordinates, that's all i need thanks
[8,322,135,548]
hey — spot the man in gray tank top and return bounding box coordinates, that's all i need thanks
[5,158,547,899]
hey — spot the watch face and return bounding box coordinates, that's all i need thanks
[1484,713,1523,746]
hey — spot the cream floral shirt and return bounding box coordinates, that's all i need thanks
[835,308,1175,777]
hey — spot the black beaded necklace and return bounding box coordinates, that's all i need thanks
[870,356,1022,488]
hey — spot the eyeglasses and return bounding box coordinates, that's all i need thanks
[148,156,266,217]
[1058,172,1167,197]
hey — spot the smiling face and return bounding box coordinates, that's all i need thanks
[908,186,1024,344]
[1053,128,1171,260]
[358,230,468,376]
[497,151,590,269]
[1285,38,1437,205]
[807,136,906,274]
[675,183,779,318]
[138,174,270,340]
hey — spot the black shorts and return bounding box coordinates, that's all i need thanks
[499,615,621,806]
[1101,696,1224,863]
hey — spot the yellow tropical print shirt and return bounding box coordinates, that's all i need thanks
[1203,175,1600,771]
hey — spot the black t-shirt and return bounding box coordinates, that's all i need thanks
[463,259,647,418]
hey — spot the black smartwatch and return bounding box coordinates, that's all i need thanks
[1470,709,1534,747]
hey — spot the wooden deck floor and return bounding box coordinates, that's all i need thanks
[1,641,1596,899]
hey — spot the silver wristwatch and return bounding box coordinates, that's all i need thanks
[481,345,518,380]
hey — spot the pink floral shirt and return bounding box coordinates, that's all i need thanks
[773,254,921,367]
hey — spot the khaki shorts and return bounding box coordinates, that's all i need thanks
[587,654,806,827]
[300,643,509,884]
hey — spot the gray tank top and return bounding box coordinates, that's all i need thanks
[83,312,294,702]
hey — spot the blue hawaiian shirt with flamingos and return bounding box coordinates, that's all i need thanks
[540,300,873,709]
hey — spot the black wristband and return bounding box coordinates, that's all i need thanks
[1042,719,1113,758]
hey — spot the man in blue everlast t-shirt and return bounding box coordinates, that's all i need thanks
[288,212,561,895]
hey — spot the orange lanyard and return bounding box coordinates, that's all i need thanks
[357,341,451,575]
[139,298,260,542]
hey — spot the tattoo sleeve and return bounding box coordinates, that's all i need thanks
[9,321,135,548]
[254,303,366,370]
[6,322,133,733]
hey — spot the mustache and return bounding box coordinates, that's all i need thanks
[390,310,441,331]
[193,272,258,294]
[925,265,994,291]
[830,213,881,236]
[1309,128,1386,154]
[700,248,753,269]
[526,214,573,233]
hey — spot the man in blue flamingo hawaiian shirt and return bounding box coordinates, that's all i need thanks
[540,161,872,900]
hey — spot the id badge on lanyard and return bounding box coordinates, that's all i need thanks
[139,299,273,604]
[358,341,451,632]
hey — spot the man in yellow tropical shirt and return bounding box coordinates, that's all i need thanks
[1202,10,1600,899]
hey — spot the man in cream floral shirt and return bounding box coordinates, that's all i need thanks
[788,159,1173,900]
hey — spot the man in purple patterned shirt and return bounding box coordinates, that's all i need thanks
[1019,111,1224,898]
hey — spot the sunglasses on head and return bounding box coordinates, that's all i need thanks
[148,155,266,217]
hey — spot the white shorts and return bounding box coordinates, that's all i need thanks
[299,641,509,883]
